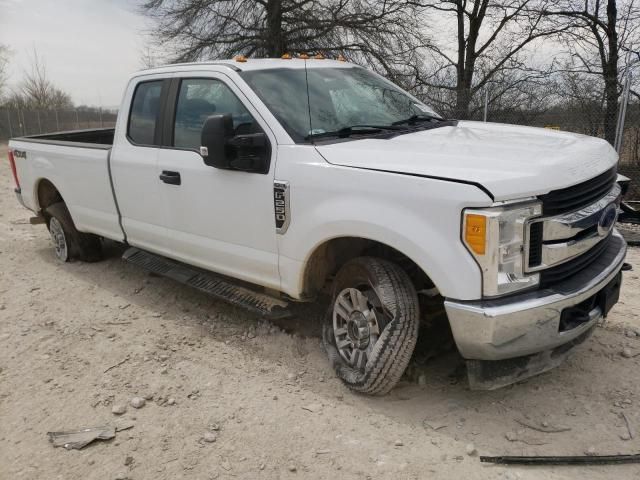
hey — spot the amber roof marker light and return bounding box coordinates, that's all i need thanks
[314,53,325,59]
[281,53,292,59]
[234,55,248,63]
[337,54,346,62]
[298,53,309,59]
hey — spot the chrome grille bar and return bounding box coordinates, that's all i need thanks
[526,184,621,273]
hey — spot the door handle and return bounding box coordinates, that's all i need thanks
[159,170,181,185]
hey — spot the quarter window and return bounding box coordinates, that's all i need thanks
[173,78,258,150]
[128,81,163,145]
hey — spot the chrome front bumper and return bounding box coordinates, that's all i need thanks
[445,230,627,361]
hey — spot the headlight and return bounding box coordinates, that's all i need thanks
[463,200,542,297]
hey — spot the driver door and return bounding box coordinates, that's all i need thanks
[156,74,280,290]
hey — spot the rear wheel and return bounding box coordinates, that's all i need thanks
[322,257,419,395]
[45,202,102,262]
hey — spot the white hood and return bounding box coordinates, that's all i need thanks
[315,121,618,201]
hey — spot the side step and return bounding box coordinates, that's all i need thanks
[123,248,292,320]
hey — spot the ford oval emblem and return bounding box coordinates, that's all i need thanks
[598,203,617,237]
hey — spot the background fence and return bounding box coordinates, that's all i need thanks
[0,108,117,140]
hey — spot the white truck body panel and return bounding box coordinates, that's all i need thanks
[9,139,121,240]
[316,121,618,201]
[275,145,491,300]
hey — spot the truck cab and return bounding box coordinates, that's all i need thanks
[9,58,627,394]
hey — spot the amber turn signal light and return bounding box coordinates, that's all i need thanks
[465,214,487,255]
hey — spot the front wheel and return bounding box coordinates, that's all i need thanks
[322,257,420,395]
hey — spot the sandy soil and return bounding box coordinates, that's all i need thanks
[2,143,640,480]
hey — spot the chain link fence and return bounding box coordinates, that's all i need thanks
[473,104,640,165]
[477,102,640,199]
[0,108,117,140]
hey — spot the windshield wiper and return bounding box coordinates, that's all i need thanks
[391,114,442,126]
[306,124,403,140]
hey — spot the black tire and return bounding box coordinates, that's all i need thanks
[322,257,419,395]
[45,202,102,262]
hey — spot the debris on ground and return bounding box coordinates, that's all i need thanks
[504,430,548,446]
[104,356,130,373]
[47,426,116,450]
[202,432,217,443]
[130,397,146,409]
[620,412,635,440]
[301,403,322,413]
[480,453,640,465]
[515,418,571,433]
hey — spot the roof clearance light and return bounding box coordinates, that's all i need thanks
[314,53,325,59]
[234,55,248,63]
[337,54,346,62]
[299,53,309,59]
[281,53,292,59]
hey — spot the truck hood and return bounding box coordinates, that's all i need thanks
[314,121,618,201]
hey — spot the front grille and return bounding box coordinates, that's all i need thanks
[539,233,612,288]
[539,167,617,215]
[528,222,543,268]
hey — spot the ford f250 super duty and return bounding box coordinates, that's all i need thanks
[8,58,627,394]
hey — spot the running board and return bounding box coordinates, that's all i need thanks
[122,248,291,320]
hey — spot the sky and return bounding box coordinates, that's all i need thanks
[0,0,149,108]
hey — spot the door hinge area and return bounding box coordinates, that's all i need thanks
[274,180,290,234]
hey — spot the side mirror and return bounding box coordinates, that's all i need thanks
[201,114,234,169]
[200,114,270,174]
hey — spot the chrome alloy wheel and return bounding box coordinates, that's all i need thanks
[332,287,384,371]
[49,217,68,261]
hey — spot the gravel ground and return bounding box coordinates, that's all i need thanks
[2,143,640,480]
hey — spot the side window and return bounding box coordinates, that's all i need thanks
[128,81,163,145]
[173,78,258,150]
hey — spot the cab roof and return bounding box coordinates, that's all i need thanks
[135,58,356,77]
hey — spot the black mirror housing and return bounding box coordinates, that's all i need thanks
[201,114,234,168]
[201,114,271,174]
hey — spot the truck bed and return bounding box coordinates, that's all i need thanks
[9,129,123,242]
[12,128,115,148]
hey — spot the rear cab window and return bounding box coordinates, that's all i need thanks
[128,80,163,145]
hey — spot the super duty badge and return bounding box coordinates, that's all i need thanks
[274,181,290,234]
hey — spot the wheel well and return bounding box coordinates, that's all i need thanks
[302,237,435,297]
[37,179,63,213]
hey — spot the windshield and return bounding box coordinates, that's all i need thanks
[240,66,440,142]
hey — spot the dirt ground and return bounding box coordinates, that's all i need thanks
[2,144,640,480]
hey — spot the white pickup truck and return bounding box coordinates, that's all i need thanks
[8,58,627,394]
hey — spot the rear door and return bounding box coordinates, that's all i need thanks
[156,73,280,290]
[111,78,173,256]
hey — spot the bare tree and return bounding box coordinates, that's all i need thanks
[139,45,163,69]
[0,44,10,101]
[410,0,563,119]
[141,0,426,78]
[6,51,73,109]
[542,0,640,144]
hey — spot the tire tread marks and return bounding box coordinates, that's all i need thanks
[323,257,419,395]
